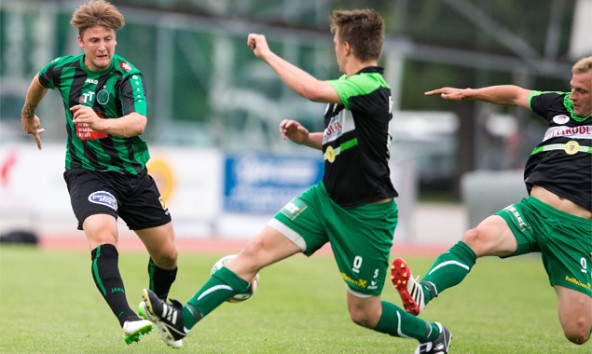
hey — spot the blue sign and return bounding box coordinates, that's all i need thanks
[224,153,324,213]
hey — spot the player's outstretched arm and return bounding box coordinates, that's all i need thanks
[425,85,531,109]
[21,75,48,150]
[279,119,323,150]
[247,33,340,104]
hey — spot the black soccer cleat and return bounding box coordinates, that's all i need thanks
[141,288,190,344]
[414,322,452,354]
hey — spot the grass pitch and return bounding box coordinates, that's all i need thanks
[0,245,589,353]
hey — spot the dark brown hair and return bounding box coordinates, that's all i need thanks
[329,9,384,62]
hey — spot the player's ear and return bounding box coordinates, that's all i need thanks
[343,41,352,56]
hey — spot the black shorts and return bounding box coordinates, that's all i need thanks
[63,168,172,230]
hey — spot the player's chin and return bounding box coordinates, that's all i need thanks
[573,107,588,117]
[94,58,111,69]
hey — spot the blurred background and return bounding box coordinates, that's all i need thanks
[1,0,590,245]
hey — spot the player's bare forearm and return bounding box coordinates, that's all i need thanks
[425,85,531,109]
[71,105,146,138]
[103,112,147,138]
[248,33,340,104]
[304,132,324,150]
[279,119,322,150]
[21,103,37,120]
[21,76,48,149]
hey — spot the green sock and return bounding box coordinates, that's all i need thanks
[421,241,476,304]
[374,301,440,342]
[181,266,249,329]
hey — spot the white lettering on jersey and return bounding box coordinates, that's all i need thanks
[542,125,592,142]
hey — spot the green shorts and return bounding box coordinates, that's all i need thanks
[268,182,398,296]
[496,196,592,297]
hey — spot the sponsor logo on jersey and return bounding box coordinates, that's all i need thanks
[503,205,530,232]
[564,275,591,291]
[158,196,170,215]
[280,198,307,220]
[324,146,336,163]
[88,191,118,210]
[74,110,108,140]
[85,78,99,85]
[564,140,580,155]
[552,115,570,124]
[120,62,132,72]
[341,272,368,289]
[79,91,95,104]
[97,89,109,105]
[542,125,591,142]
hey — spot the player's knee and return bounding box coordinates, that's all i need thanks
[152,247,178,268]
[241,238,263,259]
[460,228,481,248]
[563,317,591,344]
[460,227,493,256]
[348,308,375,329]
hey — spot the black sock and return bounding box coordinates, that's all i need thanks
[91,244,137,327]
[148,258,177,299]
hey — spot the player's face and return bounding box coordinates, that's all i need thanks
[78,26,117,72]
[569,70,592,117]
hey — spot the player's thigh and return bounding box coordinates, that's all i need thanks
[463,215,518,257]
[136,222,177,266]
[83,214,119,248]
[229,225,302,279]
[64,169,119,230]
[555,286,592,338]
[118,173,171,231]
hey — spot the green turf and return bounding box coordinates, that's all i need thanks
[0,245,589,353]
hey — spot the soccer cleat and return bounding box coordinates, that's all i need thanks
[122,319,153,344]
[391,258,425,315]
[414,322,451,354]
[139,301,183,348]
[142,289,190,345]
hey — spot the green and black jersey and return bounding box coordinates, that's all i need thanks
[323,66,397,208]
[38,54,149,174]
[527,91,592,211]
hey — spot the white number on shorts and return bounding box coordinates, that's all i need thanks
[581,257,588,274]
[352,256,363,274]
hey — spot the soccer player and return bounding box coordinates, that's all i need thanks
[392,56,592,345]
[21,0,181,347]
[141,9,451,354]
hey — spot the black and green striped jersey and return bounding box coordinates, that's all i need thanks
[38,53,150,174]
[527,91,591,211]
[323,66,397,208]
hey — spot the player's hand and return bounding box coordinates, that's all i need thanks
[71,105,104,131]
[279,119,309,145]
[247,33,271,59]
[425,87,466,100]
[21,114,45,150]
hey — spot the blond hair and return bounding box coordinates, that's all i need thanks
[572,56,592,74]
[70,0,124,35]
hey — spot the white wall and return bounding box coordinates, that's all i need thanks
[0,143,416,241]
